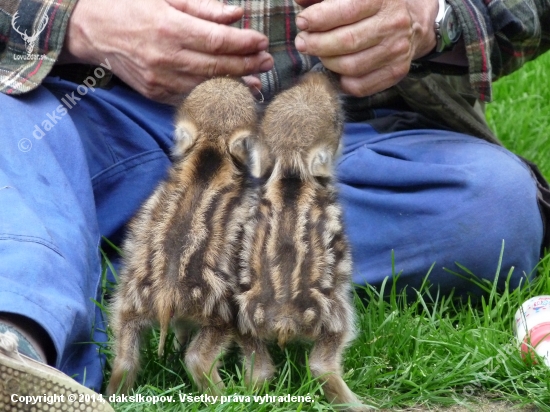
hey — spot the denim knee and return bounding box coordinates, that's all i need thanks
[336,126,544,295]
[449,143,543,287]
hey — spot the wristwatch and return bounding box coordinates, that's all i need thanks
[434,0,462,53]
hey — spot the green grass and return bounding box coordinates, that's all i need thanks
[100,53,550,411]
[100,257,550,411]
[486,51,550,176]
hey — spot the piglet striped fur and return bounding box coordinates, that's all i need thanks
[107,78,258,395]
[236,72,369,411]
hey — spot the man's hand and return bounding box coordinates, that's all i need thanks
[294,0,438,97]
[60,0,273,105]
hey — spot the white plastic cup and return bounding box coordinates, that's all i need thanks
[514,295,550,366]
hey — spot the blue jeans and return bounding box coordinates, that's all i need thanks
[0,77,543,391]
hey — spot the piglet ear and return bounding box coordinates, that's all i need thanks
[228,129,254,165]
[229,131,274,178]
[172,119,197,158]
[249,140,274,179]
[308,146,333,177]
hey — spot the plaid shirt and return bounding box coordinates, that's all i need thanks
[1,0,549,102]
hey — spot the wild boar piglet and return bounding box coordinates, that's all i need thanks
[108,77,258,395]
[236,72,369,411]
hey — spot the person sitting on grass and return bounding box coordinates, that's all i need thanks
[1,0,549,410]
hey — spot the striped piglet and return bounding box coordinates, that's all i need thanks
[236,72,369,411]
[107,78,258,395]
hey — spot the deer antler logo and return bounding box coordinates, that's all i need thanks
[12,11,49,55]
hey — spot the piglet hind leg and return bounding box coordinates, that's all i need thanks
[238,334,276,389]
[184,325,233,394]
[309,333,371,411]
[172,318,196,353]
[107,315,151,396]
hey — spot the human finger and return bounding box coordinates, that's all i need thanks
[130,45,272,89]
[320,37,411,77]
[165,0,244,25]
[319,43,412,97]
[296,0,380,32]
[169,11,269,55]
[293,0,323,8]
[180,50,274,78]
[338,67,409,97]
[295,16,388,57]
[112,57,207,104]
[241,75,263,94]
